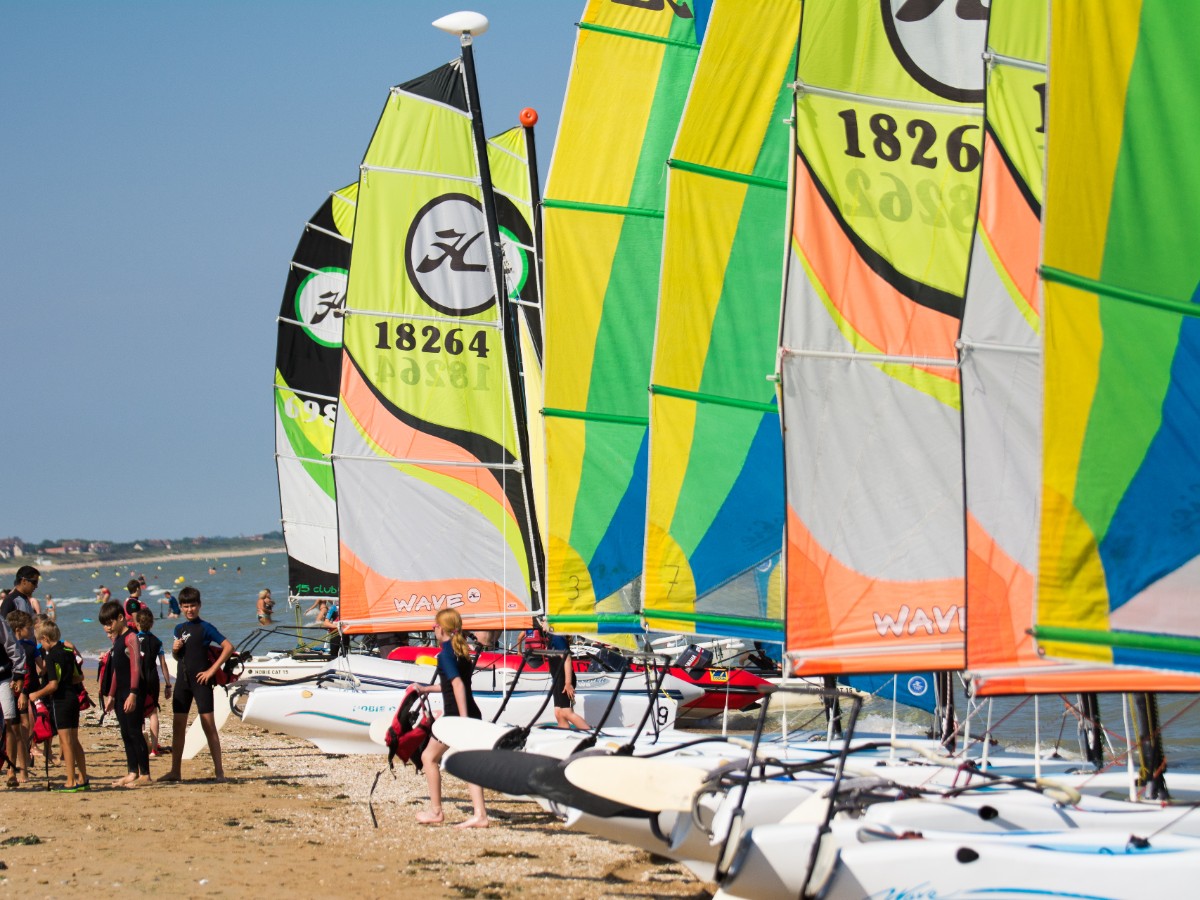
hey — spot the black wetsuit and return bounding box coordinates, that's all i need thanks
[172,619,225,716]
[102,628,149,775]
[436,641,481,719]
[44,641,82,730]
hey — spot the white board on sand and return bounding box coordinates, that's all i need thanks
[181,686,231,760]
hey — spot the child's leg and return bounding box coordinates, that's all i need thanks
[113,702,140,784]
[198,712,224,780]
[162,712,188,780]
[59,727,78,787]
[417,738,447,823]
[148,708,160,750]
[68,729,87,783]
[455,782,490,828]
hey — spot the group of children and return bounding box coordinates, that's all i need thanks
[1,568,233,791]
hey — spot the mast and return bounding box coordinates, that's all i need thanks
[439,11,546,608]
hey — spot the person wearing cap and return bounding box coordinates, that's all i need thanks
[1,565,39,785]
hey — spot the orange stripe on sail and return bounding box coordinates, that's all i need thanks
[786,507,965,676]
[340,358,517,521]
[978,137,1040,317]
[338,542,534,634]
[794,161,961,379]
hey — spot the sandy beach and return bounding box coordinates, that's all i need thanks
[1,690,714,899]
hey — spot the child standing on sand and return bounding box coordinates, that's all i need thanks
[413,608,488,828]
[28,620,88,791]
[99,600,151,788]
[161,586,233,783]
[134,607,172,756]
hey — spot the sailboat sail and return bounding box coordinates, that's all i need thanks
[781,0,987,676]
[542,0,701,633]
[333,61,541,634]
[1033,0,1200,673]
[641,0,798,645]
[275,183,357,602]
[961,0,1200,695]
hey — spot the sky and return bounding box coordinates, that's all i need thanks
[3,1,581,544]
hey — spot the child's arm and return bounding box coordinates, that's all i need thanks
[29,676,58,704]
[197,638,234,685]
[450,676,469,715]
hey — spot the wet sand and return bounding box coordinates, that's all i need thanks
[1,701,714,899]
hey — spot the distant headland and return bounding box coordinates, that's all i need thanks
[0,532,285,577]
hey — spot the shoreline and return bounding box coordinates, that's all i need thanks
[0,545,285,578]
[1,698,712,898]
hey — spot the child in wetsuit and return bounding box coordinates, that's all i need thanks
[413,608,488,828]
[98,600,151,788]
[28,619,88,791]
[134,607,172,756]
[161,586,233,783]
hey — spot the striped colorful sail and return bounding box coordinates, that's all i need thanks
[962,1,1200,695]
[542,0,701,634]
[274,183,357,603]
[333,62,541,634]
[1033,0,1200,673]
[781,0,987,676]
[641,0,798,645]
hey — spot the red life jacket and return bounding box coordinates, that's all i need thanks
[384,684,433,772]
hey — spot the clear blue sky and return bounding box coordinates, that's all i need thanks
[3,1,580,544]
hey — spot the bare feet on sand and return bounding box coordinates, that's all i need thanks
[157,773,182,783]
[415,809,444,825]
[119,775,153,789]
[455,816,489,829]
[111,774,138,788]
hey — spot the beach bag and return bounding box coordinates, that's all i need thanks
[31,700,56,742]
[384,685,433,772]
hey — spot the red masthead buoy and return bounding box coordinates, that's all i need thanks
[519,107,538,127]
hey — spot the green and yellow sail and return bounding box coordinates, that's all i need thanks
[542,0,701,633]
[641,0,798,644]
[333,62,540,634]
[1033,0,1200,673]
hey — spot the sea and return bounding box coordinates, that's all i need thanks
[30,549,1200,773]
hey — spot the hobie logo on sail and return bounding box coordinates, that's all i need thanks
[873,604,964,637]
[294,268,349,348]
[405,193,498,317]
[882,0,989,103]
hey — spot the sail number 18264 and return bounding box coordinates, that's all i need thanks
[374,321,490,357]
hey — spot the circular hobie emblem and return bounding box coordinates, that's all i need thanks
[883,0,989,102]
[907,675,930,697]
[294,268,349,348]
[406,193,498,317]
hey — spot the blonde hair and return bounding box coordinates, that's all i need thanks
[258,589,271,600]
[436,609,470,659]
[35,620,61,644]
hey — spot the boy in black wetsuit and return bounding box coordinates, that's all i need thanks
[161,586,233,783]
[98,600,151,788]
[134,607,171,756]
[29,619,88,791]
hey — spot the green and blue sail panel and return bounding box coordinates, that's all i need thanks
[1034,0,1200,674]
[782,0,986,676]
[332,61,541,635]
[275,182,357,602]
[641,0,798,646]
[542,0,702,634]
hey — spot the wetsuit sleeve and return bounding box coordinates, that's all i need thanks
[125,632,143,698]
[202,621,227,646]
[438,647,462,682]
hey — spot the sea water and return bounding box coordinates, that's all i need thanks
[29,550,1200,770]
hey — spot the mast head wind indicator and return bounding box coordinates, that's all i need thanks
[432,11,489,43]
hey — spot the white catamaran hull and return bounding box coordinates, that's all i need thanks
[238,679,679,756]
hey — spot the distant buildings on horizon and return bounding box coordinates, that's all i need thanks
[0,531,281,560]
